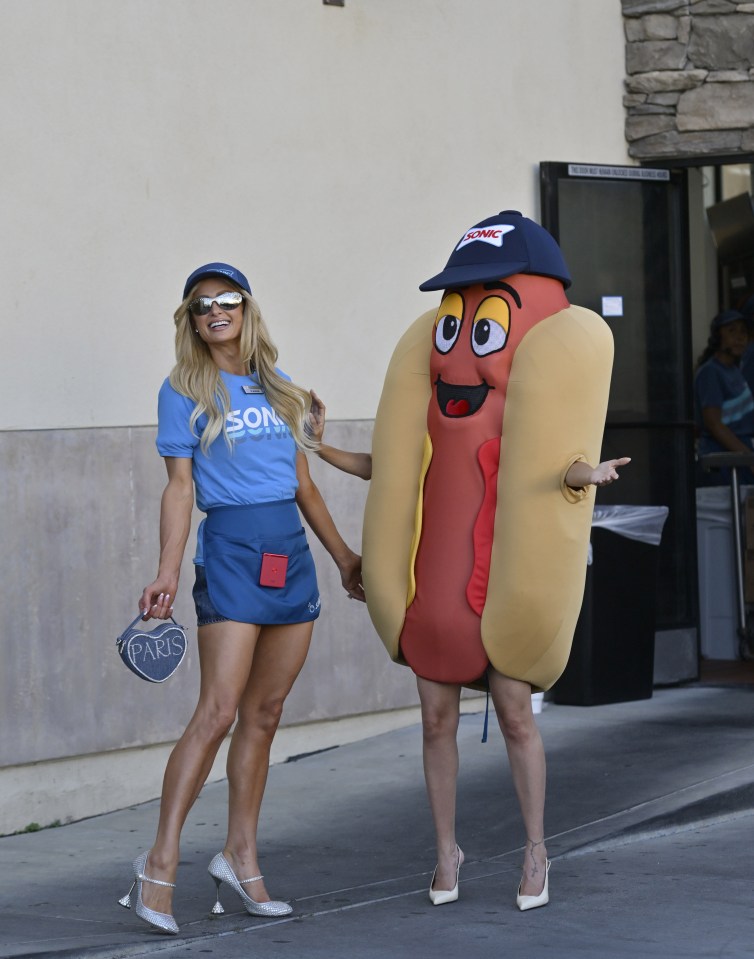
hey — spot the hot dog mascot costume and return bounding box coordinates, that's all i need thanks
[362,210,613,691]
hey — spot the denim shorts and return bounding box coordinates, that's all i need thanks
[192,564,228,627]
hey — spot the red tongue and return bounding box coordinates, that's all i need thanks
[446,398,470,417]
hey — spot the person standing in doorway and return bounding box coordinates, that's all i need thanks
[694,308,754,486]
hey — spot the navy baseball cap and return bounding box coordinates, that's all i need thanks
[712,309,746,329]
[183,262,252,300]
[419,210,571,291]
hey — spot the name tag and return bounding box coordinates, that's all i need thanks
[242,385,264,395]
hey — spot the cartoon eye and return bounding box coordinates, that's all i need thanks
[435,314,462,353]
[472,317,508,356]
[471,296,510,356]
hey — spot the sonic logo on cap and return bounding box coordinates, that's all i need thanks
[456,224,515,250]
[419,211,571,292]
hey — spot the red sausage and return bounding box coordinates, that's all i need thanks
[399,276,569,684]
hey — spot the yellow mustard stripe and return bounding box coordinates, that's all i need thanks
[406,432,433,608]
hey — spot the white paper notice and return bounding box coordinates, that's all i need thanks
[602,296,624,317]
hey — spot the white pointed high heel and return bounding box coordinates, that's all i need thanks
[118,851,179,934]
[516,858,550,911]
[208,852,292,917]
[428,845,463,906]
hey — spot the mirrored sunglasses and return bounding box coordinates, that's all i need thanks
[189,291,244,316]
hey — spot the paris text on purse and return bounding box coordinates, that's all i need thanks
[116,612,187,683]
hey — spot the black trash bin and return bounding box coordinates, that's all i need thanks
[551,505,669,706]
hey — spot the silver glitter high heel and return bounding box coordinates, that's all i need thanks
[208,851,292,917]
[118,851,179,935]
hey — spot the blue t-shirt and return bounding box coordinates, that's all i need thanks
[694,357,754,455]
[740,343,754,398]
[156,369,299,563]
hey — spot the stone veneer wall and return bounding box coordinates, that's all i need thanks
[623,0,754,160]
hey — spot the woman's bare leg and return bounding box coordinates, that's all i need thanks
[488,668,548,896]
[416,676,464,892]
[222,620,314,902]
[140,620,260,914]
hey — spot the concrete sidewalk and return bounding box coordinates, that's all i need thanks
[1,684,753,959]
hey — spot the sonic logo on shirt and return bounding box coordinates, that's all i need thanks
[226,403,291,440]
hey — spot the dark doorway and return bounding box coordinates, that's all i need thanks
[540,161,697,684]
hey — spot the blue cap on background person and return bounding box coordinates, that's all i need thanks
[183,262,252,300]
[712,308,746,329]
[419,210,571,292]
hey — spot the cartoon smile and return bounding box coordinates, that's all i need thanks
[435,376,492,418]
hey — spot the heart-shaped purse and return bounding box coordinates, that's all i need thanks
[116,612,187,683]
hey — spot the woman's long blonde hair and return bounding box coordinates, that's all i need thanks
[169,284,318,455]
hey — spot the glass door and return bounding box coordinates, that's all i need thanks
[540,162,697,679]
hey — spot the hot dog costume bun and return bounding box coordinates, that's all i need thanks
[363,310,434,660]
[481,305,612,689]
[363,211,613,691]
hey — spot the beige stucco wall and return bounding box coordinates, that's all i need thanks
[0,0,628,430]
[0,0,630,831]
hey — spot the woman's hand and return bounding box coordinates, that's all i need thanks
[295,452,366,601]
[565,456,631,490]
[338,549,366,602]
[140,458,194,619]
[139,575,178,621]
[586,457,632,487]
[307,389,326,443]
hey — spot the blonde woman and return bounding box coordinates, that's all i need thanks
[120,263,363,935]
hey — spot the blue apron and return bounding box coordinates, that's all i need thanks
[203,500,321,625]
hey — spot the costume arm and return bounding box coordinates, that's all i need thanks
[140,456,194,619]
[295,452,365,601]
[565,457,631,490]
[318,445,373,480]
[308,389,373,479]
